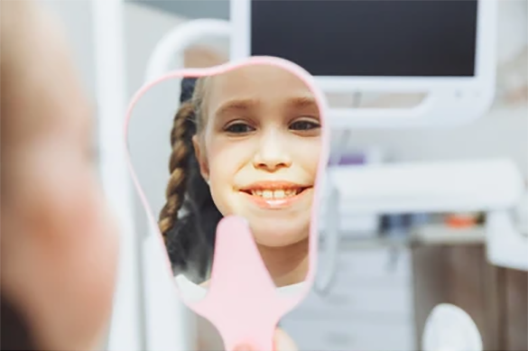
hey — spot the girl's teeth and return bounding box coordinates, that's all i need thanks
[274,190,285,199]
[249,189,301,199]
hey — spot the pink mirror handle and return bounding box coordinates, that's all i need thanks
[193,216,285,350]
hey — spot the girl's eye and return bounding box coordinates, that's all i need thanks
[289,119,320,131]
[225,122,255,134]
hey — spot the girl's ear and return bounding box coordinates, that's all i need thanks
[192,135,210,183]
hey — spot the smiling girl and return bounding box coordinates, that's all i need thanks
[159,64,322,292]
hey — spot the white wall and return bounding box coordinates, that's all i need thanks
[41,0,96,98]
[124,4,186,96]
[125,4,187,218]
[496,0,527,64]
[338,104,528,176]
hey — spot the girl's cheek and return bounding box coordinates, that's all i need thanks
[19,143,114,250]
[290,137,321,164]
[8,142,120,347]
[208,138,253,167]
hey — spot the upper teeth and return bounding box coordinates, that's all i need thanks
[251,189,299,198]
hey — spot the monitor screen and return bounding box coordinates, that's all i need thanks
[250,0,478,77]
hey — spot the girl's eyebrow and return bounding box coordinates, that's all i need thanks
[214,98,260,119]
[212,95,318,121]
[287,96,318,109]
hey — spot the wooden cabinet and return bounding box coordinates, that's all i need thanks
[413,244,528,351]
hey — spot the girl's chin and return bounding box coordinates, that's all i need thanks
[251,230,310,249]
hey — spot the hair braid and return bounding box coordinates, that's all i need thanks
[159,77,222,281]
[158,102,195,240]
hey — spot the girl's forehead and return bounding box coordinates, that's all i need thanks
[206,64,314,108]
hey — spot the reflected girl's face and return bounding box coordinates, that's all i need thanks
[194,65,321,248]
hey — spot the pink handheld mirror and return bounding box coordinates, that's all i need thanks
[125,56,330,350]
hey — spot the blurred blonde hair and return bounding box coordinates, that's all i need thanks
[2,3,47,349]
[1,0,48,101]
[1,0,36,197]
[1,0,75,143]
[1,0,31,114]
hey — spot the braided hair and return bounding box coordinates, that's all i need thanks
[158,77,222,282]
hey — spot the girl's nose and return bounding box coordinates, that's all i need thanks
[252,130,292,171]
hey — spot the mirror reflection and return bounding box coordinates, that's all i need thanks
[128,62,323,302]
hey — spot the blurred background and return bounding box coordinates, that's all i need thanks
[41,1,527,350]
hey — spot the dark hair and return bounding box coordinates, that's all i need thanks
[1,296,37,350]
[158,77,222,282]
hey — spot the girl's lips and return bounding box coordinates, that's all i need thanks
[239,181,309,192]
[239,187,312,209]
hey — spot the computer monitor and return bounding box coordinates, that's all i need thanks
[231,0,497,127]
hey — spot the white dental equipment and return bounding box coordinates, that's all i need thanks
[323,159,527,272]
[422,304,483,351]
